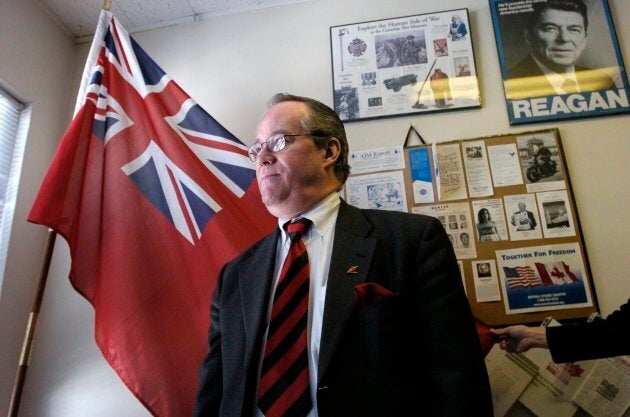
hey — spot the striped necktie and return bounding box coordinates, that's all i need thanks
[258,218,312,417]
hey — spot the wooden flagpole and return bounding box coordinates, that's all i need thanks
[7,230,57,417]
[7,2,112,414]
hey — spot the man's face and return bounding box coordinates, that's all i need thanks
[461,234,469,246]
[526,8,587,71]
[254,101,331,218]
[518,202,526,212]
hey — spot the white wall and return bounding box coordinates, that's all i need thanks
[0,0,76,415]
[1,0,629,416]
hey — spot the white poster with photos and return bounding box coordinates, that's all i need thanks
[504,193,542,241]
[330,9,481,122]
[412,202,476,259]
[345,171,408,212]
[536,190,576,238]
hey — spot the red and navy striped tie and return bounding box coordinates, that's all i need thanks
[258,218,312,417]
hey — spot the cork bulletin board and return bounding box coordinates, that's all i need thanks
[344,128,597,325]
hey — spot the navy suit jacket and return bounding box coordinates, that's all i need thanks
[194,200,493,417]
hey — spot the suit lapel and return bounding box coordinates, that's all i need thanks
[318,202,375,383]
[239,230,279,372]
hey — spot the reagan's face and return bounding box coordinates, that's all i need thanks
[526,9,587,71]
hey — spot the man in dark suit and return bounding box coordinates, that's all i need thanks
[505,0,615,100]
[193,93,493,417]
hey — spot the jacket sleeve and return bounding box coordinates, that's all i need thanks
[548,299,630,363]
[410,216,494,416]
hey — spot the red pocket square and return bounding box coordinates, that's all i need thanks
[354,283,396,308]
[475,318,498,357]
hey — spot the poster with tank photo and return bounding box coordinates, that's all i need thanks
[330,9,481,122]
[504,193,543,241]
[536,190,576,238]
[489,0,630,125]
[516,131,565,193]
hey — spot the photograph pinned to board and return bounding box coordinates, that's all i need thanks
[536,189,576,238]
[496,242,593,314]
[472,198,509,242]
[489,0,630,125]
[515,131,566,193]
[505,193,543,241]
[330,8,481,122]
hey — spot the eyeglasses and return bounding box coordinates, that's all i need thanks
[247,133,325,162]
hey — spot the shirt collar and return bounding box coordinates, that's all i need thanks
[277,192,341,244]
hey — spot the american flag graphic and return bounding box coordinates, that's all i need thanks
[503,266,543,289]
[28,10,275,417]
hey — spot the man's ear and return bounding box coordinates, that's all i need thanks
[323,137,341,167]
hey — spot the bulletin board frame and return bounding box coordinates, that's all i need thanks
[344,128,598,325]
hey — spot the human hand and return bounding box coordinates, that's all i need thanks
[490,325,548,353]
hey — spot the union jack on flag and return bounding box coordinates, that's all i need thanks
[28,10,275,417]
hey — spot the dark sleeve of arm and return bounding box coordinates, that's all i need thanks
[413,217,494,416]
[192,268,225,417]
[548,299,630,363]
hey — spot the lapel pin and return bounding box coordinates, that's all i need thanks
[346,265,359,274]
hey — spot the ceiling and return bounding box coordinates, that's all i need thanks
[37,0,311,42]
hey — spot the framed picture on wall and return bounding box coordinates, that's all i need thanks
[329,9,481,122]
[489,0,630,125]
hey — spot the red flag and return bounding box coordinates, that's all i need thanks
[535,261,578,286]
[27,10,275,416]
